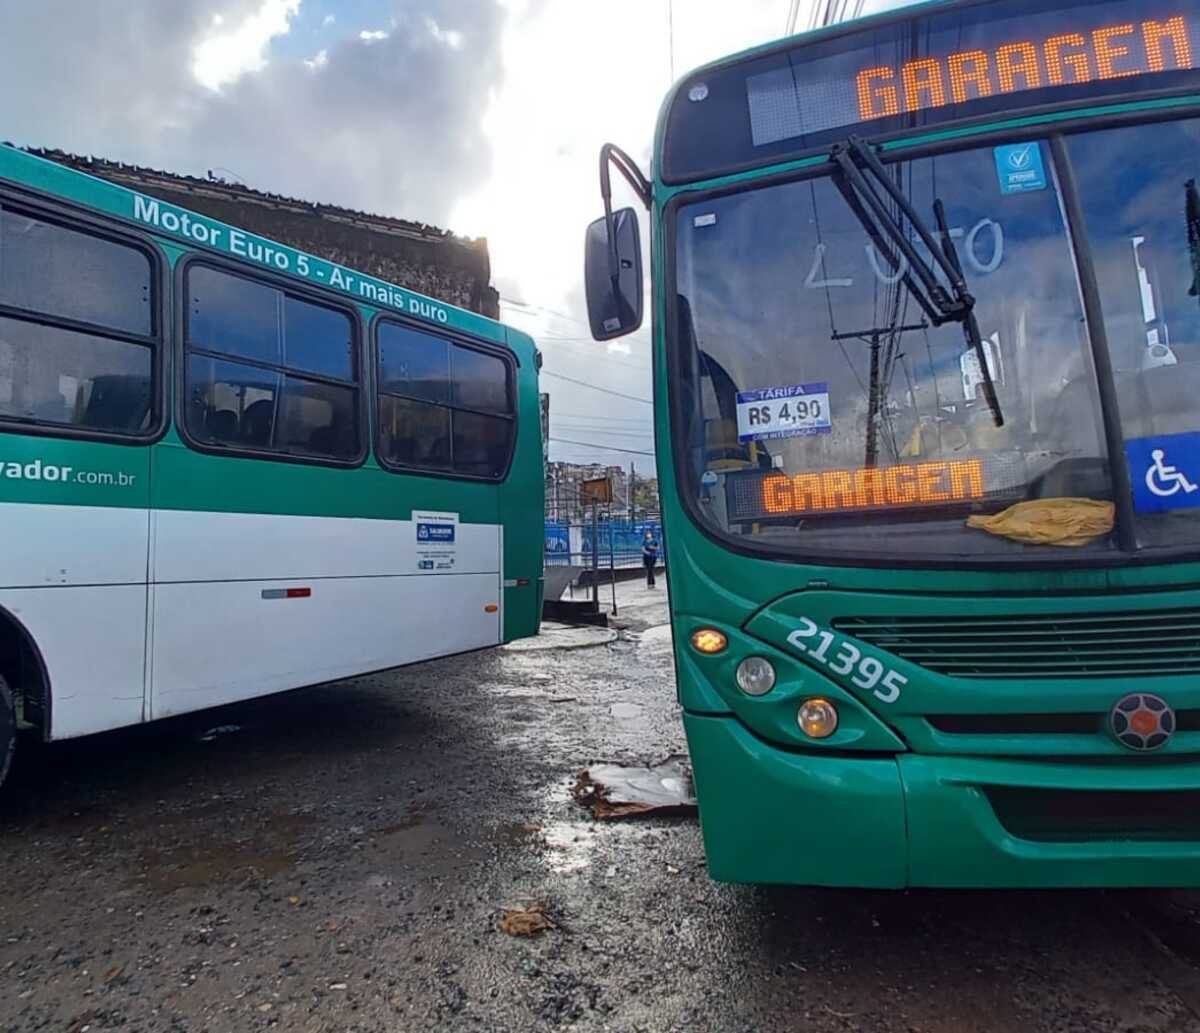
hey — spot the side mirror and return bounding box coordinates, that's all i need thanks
[585,207,643,341]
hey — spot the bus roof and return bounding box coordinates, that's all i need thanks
[0,143,525,352]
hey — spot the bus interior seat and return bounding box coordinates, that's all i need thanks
[1037,361,1200,498]
[307,418,345,456]
[205,408,237,443]
[241,400,274,446]
[1114,361,1200,440]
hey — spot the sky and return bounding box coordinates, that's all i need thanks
[0,0,909,470]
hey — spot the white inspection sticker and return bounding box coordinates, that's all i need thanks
[736,383,832,442]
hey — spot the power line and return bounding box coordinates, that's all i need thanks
[542,370,653,404]
[556,415,654,426]
[555,426,655,440]
[785,0,803,35]
[668,0,676,82]
[551,436,656,457]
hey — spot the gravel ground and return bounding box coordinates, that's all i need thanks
[2,582,1200,1033]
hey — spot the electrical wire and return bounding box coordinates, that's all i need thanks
[542,371,653,404]
[668,0,676,81]
[550,437,656,457]
[785,0,803,35]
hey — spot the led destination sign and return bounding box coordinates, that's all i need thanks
[743,1,1198,148]
[855,17,1192,123]
[724,456,1025,523]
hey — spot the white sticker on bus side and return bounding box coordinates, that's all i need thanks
[786,618,907,704]
[414,510,459,573]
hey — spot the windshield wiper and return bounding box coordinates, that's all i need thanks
[829,136,1004,428]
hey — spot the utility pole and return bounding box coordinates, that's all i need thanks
[629,461,636,522]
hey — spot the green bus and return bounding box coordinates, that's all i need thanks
[0,146,543,789]
[586,0,1200,887]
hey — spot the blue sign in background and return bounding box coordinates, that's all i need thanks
[995,143,1047,195]
[1127,432,1200,514]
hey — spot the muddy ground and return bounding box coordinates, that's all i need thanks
[3,582,1200,1032]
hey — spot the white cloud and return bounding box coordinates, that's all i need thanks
[359,29,389,42]
[455,0,799,465]
[426,18,464,49]
[192,0,301,91]
[303,48,328,70]
[322,12,335,26]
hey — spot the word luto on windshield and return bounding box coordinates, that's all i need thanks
[762,459,986,516]
[857,17,1193,121]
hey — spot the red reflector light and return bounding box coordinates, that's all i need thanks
[286,588,312,599]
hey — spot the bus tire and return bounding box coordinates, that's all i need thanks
[0,675,13,790]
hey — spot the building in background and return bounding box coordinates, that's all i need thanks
[545,461,633,522]
[29,149,499,318]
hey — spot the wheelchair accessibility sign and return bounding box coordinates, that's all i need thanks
[1127,434,1200,513]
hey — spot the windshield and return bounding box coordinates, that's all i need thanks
[1068,118,1200,552]
[673,137,1116,561]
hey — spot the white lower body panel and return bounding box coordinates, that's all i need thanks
[0,503,502,740]
[149,573,501,719]
[0,585,146,739]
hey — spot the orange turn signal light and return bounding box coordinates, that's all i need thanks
[798,698,839,740]
[690,628,728,655]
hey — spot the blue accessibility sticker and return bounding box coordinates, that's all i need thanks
[994,143,1047,195]
[1127,432,1200,514]
[417,522,456,543]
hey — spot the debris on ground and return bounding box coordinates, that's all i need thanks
[572,755,697,820]
[197,724,242,742]
[499,903,555,936]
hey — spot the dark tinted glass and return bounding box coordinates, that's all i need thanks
[0,208,152,334]
[453,410,512,478]
[186,355,280,448]
[379,395,451,469]
[452,345,509,413]
[283,296,354,381]
[379,323,450,403]
[0,316,152,432]
[277,376,358,458]
[188,266,281,365]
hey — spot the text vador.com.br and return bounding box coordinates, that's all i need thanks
[0,459,137,487]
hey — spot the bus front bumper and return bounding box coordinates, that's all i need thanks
[683,712,1200,889]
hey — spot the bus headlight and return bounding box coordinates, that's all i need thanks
[735,657,777,697]
[798,698,839,739]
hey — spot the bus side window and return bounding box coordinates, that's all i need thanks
[183,264,361,462]
[376,322,515,479]
[0,205,156,436]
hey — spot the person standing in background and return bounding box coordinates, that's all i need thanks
[642,530,660,588]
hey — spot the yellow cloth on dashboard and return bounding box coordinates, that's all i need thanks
[966,498,1115,547]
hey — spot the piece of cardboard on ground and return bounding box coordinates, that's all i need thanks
[573,755,697,820]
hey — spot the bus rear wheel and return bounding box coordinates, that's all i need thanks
[0,675,13,790]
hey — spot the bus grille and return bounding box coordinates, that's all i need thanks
[833,608,1200,680]
[984,788,1200,842]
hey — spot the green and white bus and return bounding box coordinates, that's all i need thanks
[587,0,1200,887]
[0,146,543,789]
